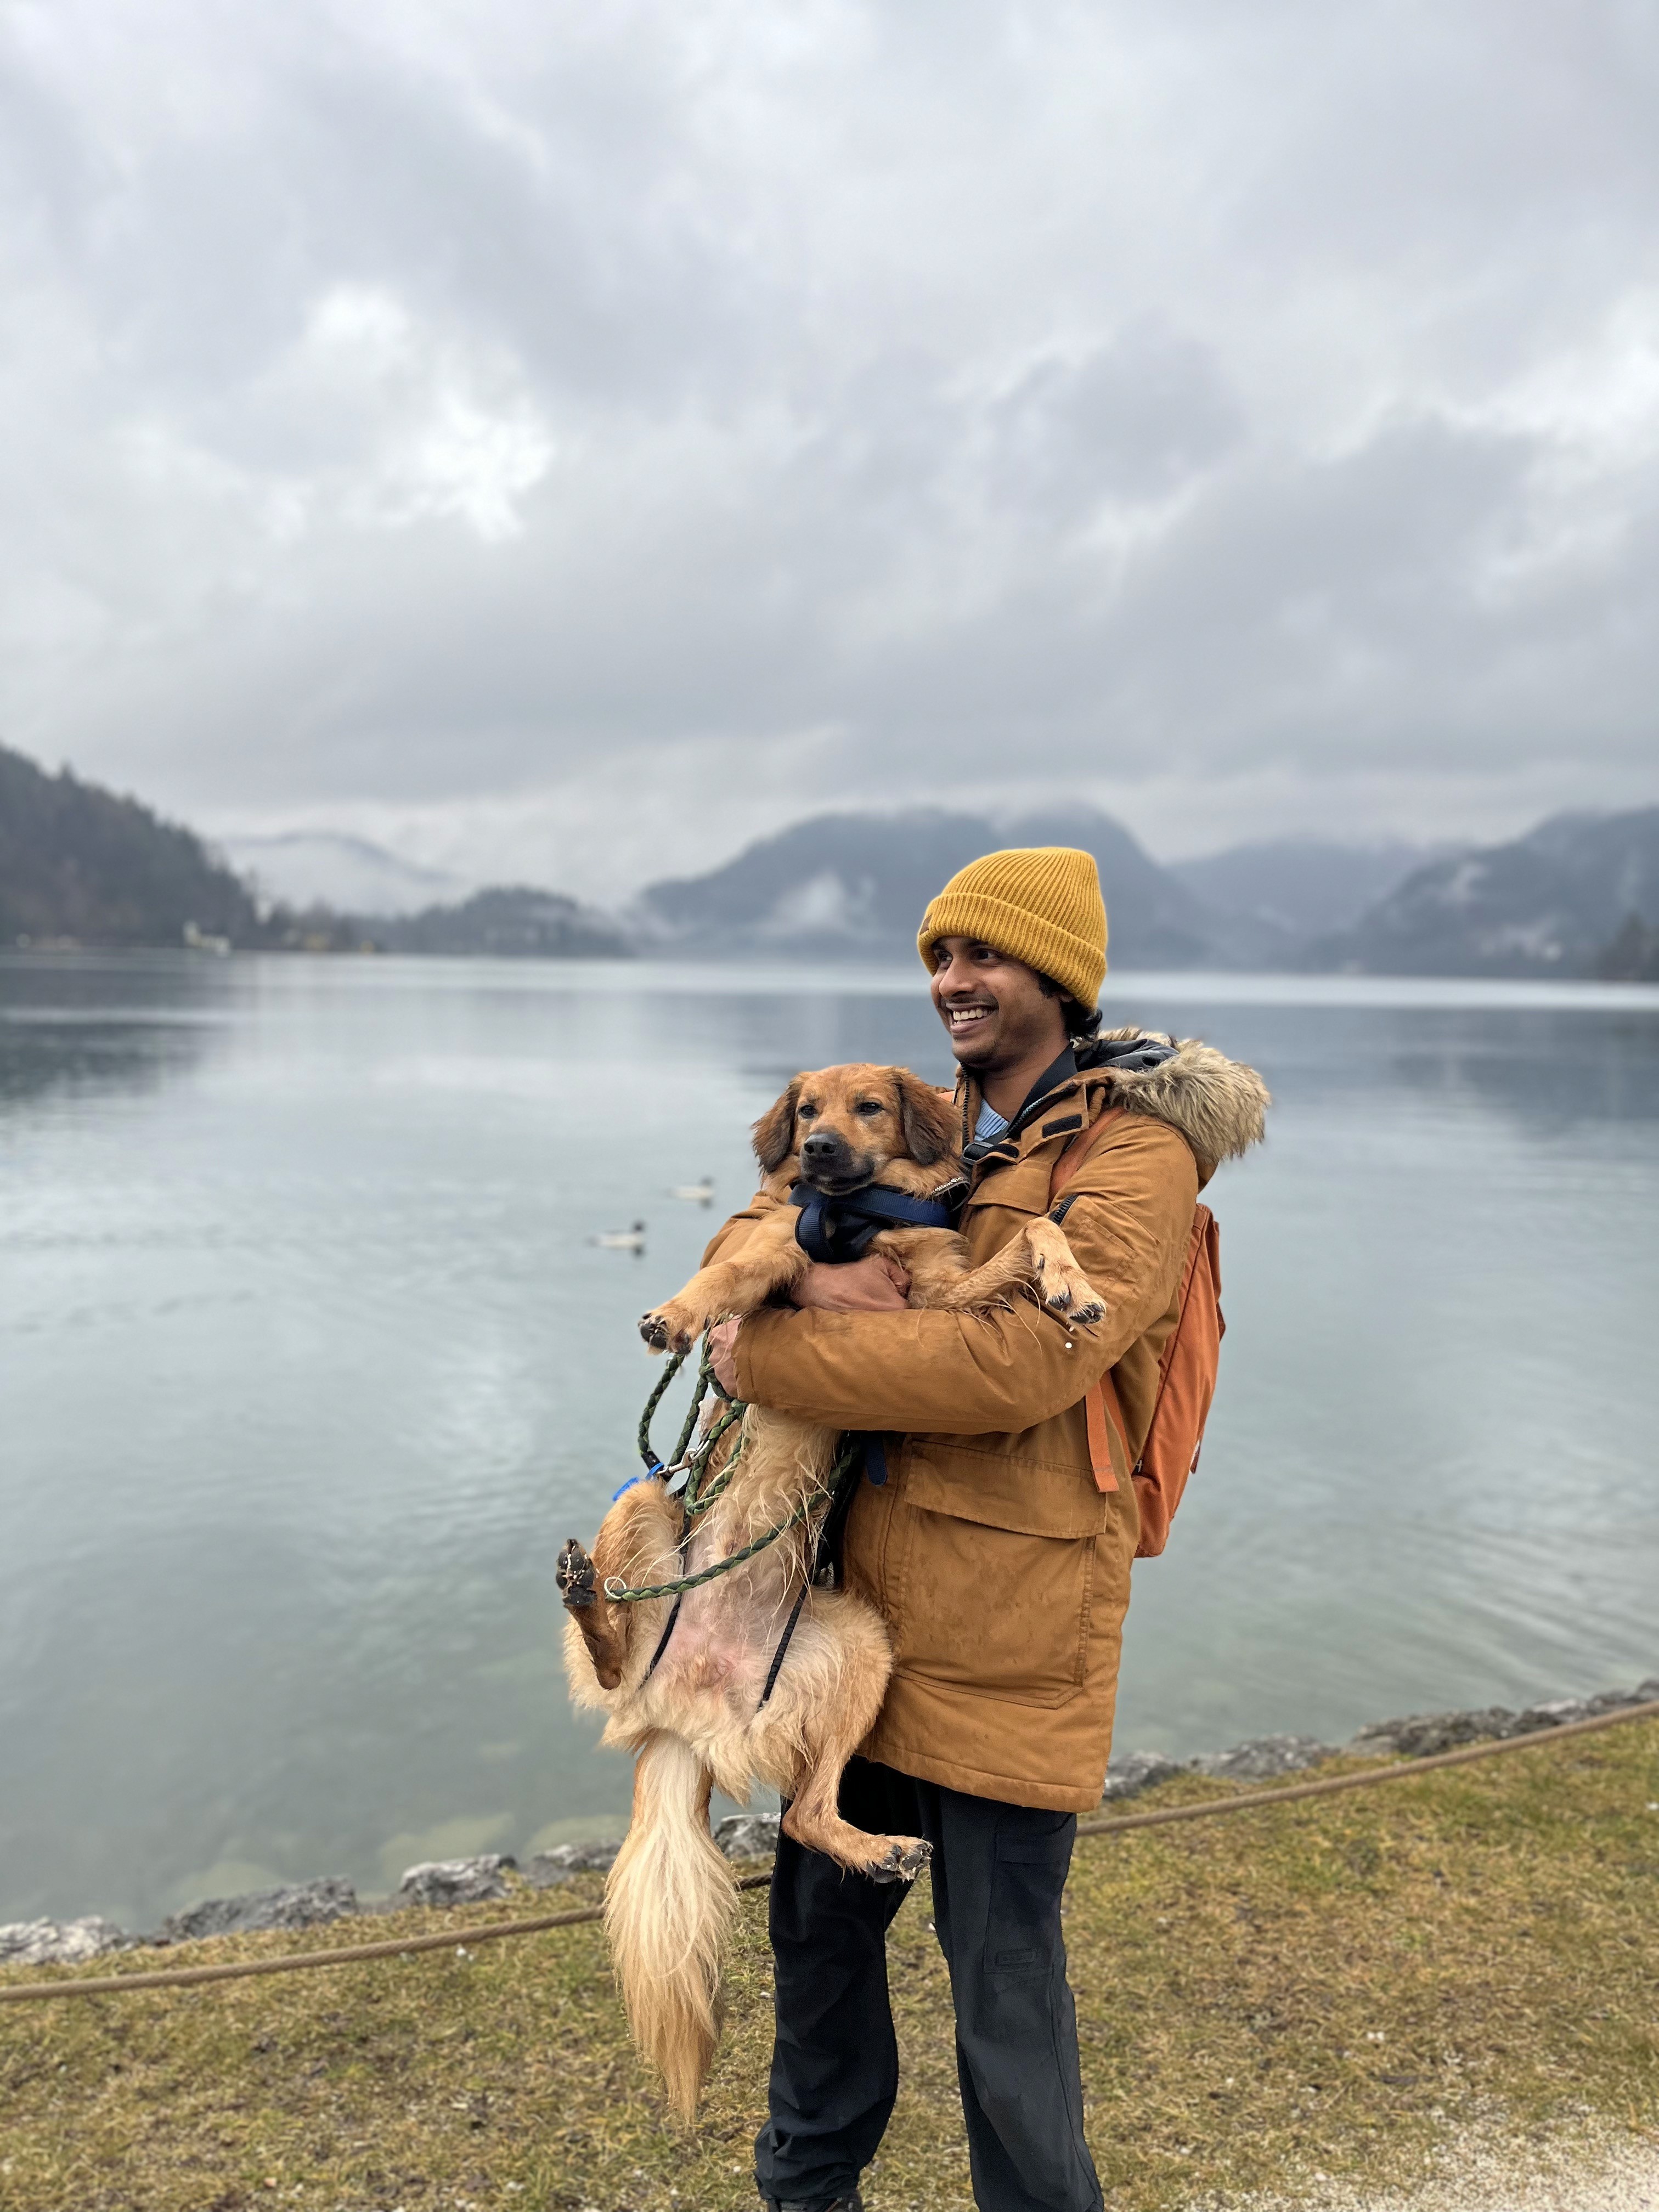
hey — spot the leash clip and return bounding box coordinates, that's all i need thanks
[614,1454,696,1503]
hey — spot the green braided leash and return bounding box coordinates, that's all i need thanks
[606,1346,857,1604]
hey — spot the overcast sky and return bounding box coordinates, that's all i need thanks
[3,1,1657,896]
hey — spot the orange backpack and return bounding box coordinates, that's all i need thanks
[1048,1107,1224,1558]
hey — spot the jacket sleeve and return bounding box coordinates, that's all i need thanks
[699,1189,785,1269]
[732,1117,1198,1435]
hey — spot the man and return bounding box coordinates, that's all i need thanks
[705,846,1267,2212]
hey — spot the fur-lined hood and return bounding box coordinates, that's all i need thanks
[1086,1026,1269,1175]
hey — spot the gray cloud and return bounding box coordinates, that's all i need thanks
[2,0,1657,898]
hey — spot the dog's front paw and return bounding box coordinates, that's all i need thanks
[557,1537,597,1612]
[639,1301,698,1356]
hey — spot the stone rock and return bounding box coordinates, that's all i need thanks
[157,1878,359,1945]
[0,1916,128,1966]
[1514,1697,1591,1732]
[522,1840,620,1889]
[1101,1751,1187,1802]
[1348,1706,1520,1759]
[1556,1679,1659,1717]
[1351,1681,1659,1761]
[1514,1680,1659,1733]
[1190,1734,1334,1782]
[395,1854,515,1909]
[713,1812,780,1860]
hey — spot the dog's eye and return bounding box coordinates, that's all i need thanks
[797,1104,818,1120]
[855,1100,884,1117]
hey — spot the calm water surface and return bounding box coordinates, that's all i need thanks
[3,953,1657,1929]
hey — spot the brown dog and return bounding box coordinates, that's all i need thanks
[557,1063,1103,2116]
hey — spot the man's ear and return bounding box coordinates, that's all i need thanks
[894,1069,959,1167]
[753,1076,804,1173]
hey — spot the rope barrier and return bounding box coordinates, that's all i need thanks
[4,1696,1655,2007]
[0,1882,769,2005]
[1073,1694,1659,1837]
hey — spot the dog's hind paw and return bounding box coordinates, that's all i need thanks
[867,1836,932,1884]
[557,1537,597,1612]
[1043,1268,1104,1324]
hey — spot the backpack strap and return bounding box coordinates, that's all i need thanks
[1048,1107,1132,1494]
[1082,1381,1125,1494]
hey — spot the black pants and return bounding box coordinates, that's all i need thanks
[754,1757,1102,2212]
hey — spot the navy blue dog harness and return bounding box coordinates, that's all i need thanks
[788,1180,959,1261]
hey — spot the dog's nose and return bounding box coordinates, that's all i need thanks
[800,1131,842,1165]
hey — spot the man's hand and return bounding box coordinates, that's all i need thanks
[707,1317,742,1397]
[706,1257,910,1396]
[789,1256,911,1311]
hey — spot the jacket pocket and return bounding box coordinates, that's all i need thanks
[902,1440,1109,1539]
[885,1446,1100,1708]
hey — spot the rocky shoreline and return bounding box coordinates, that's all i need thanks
[5,1678,1654,1972]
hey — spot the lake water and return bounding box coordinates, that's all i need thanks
[3,952,1657,1933]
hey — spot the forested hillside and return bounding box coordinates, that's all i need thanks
[0,744,260,949]
[378,887,633,958]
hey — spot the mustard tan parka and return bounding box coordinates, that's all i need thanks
[709,1033,1269,1813]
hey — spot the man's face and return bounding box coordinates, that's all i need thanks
[928,936,1062,1070]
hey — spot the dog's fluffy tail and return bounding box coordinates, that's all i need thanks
[605,1731,736,2119]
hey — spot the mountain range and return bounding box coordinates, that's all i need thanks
[1311,808,1659,977]
[3,739,1656,978]
[635,806,1218,968]
[1166,837,1454,961]
[637,803,1659,977]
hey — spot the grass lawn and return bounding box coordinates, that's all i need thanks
[3,1723,1657,2211]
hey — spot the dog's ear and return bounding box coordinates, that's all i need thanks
[894,1068,958,1167]
[753,1076,804,1173]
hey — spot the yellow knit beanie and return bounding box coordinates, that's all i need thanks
[917,847,1108,1007]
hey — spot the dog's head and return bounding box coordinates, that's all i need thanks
[753,1063,960,1193]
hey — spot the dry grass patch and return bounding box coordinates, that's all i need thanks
[2,1724,1656,2211]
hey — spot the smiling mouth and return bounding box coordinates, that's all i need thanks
[945,1002,996,1035]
